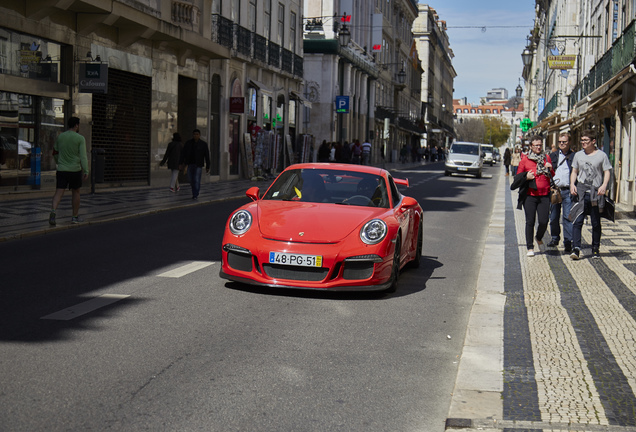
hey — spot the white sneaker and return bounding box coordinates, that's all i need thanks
[527,250,535,257]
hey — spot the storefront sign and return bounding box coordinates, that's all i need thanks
[230,97,245,113]
[79,63,108,94]
[547,55,576,69]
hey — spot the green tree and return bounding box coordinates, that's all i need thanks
[482,116,512,147]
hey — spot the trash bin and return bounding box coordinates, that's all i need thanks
[92,148,105,184]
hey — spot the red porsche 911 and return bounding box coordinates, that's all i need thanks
[220,163,423,292]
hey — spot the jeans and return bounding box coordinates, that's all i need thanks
[188,164,202,198]
[511,166,518,176]
[549,188,573,246]
[523,194,550,249]
[170,169,179,189]
[572,192,602,251]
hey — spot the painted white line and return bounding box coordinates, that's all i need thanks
[157,261,215,278]
[41,294,131,321]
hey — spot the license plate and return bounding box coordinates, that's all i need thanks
[458,167,468,171]
[269,252,322,267]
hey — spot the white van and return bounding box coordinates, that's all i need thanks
[444,141,483,178]
[481,144,495,165]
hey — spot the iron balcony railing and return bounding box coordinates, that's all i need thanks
[210,16,303,78]
[294,54,303,77]
[281,49,293,74]
[538,91,559,122]
[268,42,281,68]
[569,19,636,107]
[254,34,268,63]
[235,24,252,57]
[212,14,233,49]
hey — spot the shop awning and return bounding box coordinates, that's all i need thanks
[290,91,312,109]
[248,79,272,96]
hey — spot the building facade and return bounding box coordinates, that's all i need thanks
[0,0,307,195]
[413,4,456,152]
[522,0,636,213]
[302,0,424,165]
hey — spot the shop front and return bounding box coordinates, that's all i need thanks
[0,30,68,193]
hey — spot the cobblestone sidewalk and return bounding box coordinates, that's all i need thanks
[447,173,636,432]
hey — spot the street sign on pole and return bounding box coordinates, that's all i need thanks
[335,96,350,113]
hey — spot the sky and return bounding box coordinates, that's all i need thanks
[425,0,536,104]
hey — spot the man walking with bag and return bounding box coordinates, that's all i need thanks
[569,129,612,260]
[547,132,575,253]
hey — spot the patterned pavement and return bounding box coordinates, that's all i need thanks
[447,172,636,432]
[0,178,274,242]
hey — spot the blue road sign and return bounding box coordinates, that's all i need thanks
[335,96,350,113]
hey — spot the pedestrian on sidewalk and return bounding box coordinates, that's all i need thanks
[361,139,371,165]
[49,116,89,226]
[160,132,183,192]
[503,147,511,176]
[547,132,575,252]
[180,129,210,200]
[511,147,521,176]
[569,129,612,260]
[515,135,553,257]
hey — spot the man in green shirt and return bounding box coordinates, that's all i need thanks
[49,116,89,226]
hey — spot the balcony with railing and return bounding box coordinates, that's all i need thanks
[235,25,252,57]
[208,16,302,78]
[212,14,233,49]
[294,54,303,77]
[172,0,200,32]
[253,34,268,63]
[538,91,559,122]
[569,19,636,107]
[268,42,281,68]
[281,49,293,74]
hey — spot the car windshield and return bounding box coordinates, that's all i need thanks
[262,169,390,208]
[450,144,479,155]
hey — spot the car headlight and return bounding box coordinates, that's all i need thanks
[229,210,252,235]
[360,219,387,245]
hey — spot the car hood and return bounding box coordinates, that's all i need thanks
[256,201,385,243]
[448,154,480,163]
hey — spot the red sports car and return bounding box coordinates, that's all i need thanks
[220,163,423,292]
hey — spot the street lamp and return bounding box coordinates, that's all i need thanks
[338,25,351,47]
[397,68,406,85]
[521,47,533,67]
[515,83,523,98]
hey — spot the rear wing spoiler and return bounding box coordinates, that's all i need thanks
[394,178,409,187]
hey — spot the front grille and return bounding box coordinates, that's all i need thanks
[262,264,328,282]
[227,251,253,272]
[342,262,374,280]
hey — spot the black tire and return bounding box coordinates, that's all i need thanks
[444,171,450,176]
[410,221,423,268]
[386,235,401,293]
[476,170,482,179]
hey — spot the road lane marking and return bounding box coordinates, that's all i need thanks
[41,294,131,321]
[157,261,215,278]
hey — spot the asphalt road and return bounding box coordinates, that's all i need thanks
[0,162,499,432]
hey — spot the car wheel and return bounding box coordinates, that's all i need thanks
[386,235,401,293]
[476,170,482,179]
[410,221,423,268]
[444,170,450,176]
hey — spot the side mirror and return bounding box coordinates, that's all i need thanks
[246,186,260,201]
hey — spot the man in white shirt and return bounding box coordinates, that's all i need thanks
[547,132,575,252]
[361,140,371,165]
